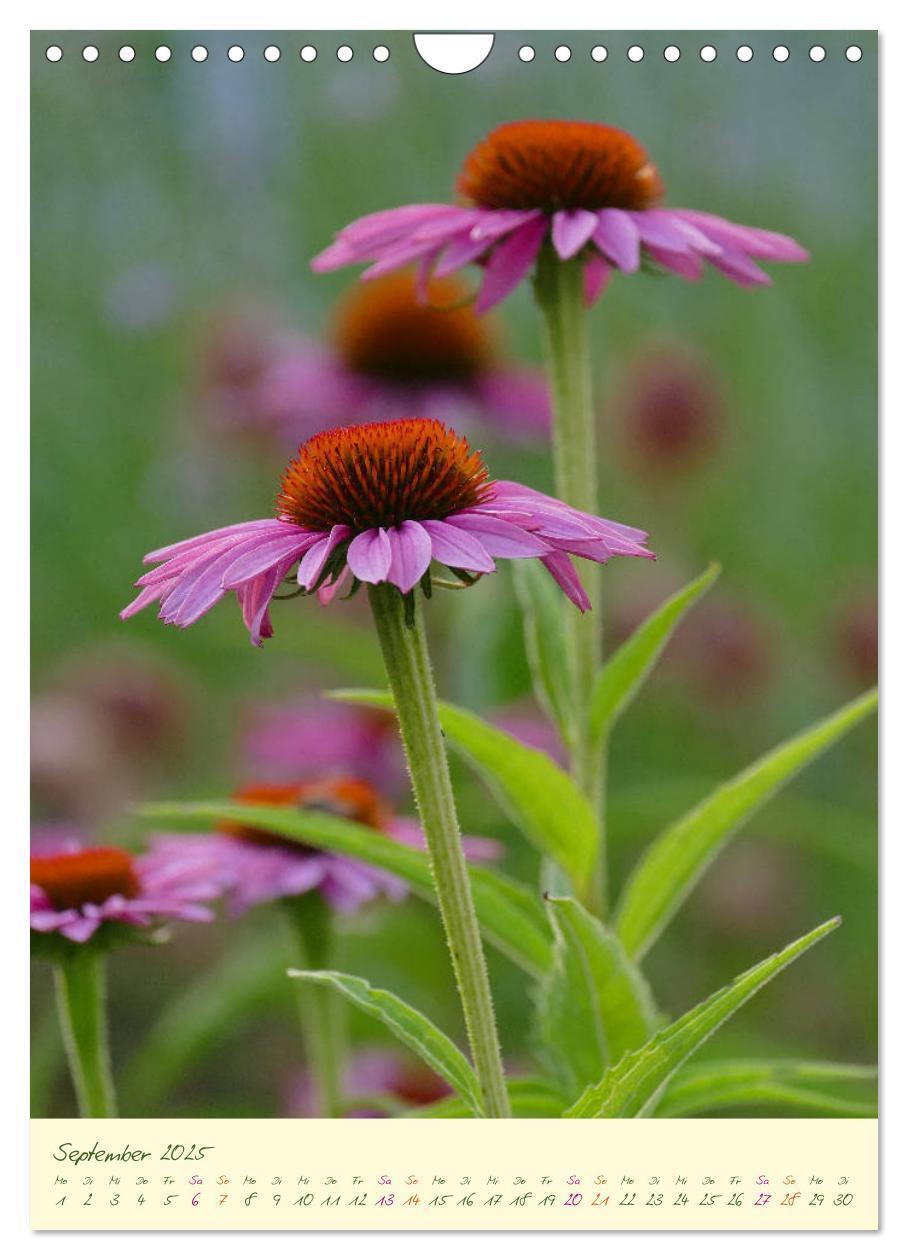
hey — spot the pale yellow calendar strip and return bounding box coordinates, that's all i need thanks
[30,1117,877,1231]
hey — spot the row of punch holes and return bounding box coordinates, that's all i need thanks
[45,42,865,66]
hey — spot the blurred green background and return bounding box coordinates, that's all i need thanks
[31,30,877,1117]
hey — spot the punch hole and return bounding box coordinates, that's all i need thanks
[627,45,644,62]
[846,45,862,62]
[772,46,790,62]
[809,45,826,63]
[155,46,172,63]
[663,45,681,63]
[300,46,318,63]
[518,45,535,63]
[736,45,754,63]
[228,45,245,62]
[191,46,208,63]
[337,45,354,62]
[118,46,136,62]
[264,46,281,62]
[413,33,494,74]
[555,45,572,62]
[699,45,717,62]
[45,45,63,62]
[373,45,390,62]
[82,45,99,63]
[590,46,608,63]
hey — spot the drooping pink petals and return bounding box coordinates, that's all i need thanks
[347,528,393,583]
[312,196,807,313]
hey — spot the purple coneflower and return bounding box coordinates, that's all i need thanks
[31,827,226,1119]
[312,119,809,312]
[256,272,550,446]
[120,416,652,646]
[156,778,498,916]
[30,826,223,945]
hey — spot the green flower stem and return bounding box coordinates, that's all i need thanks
[367,582,511,1118]
[534,245,607,914]
[53,949,117,1118]
[283,892,345,1118]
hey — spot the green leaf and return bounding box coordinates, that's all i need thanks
[331,690,597,896]
[407,1077,571,1119]
[288,969,485,1116]
[654,1059,877,1118]
[536,896,659,1096]
[137,801,552,979]
[564,917,840,1118]
[512,562,575,746]
[616,689,877,959]
[589,563,720,743]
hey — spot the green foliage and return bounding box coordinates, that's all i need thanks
[654,1058,877,1118]
[616,690,877,959]
[512,562,575,746]
[564,918,840,1118]
[288,969,484,1116]
[535,896,659,1096]
[588,564,720,743]
[138,800,552,978]
[332,690,597,897]
[408,1077,571,1118]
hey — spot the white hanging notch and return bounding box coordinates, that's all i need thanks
[413,33,494,74]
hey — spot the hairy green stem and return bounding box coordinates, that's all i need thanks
[534,246,607,913]
[283,892,344,1117]
[367,583,511,1118]
[53,949,117,1118]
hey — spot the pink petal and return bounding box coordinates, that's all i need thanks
[584,254,612,305]
[592,209,640,272]
[474,216,548,315]
[386,521,433,594]
[221,534,313,588]
[296,525,352,590]
[631,210,701,255]
[551,208,599,260]
[674,210,810,262]
[708,247,772,287]
[347,528,393,583]
[446,511,551,558]
[469,208,544,243]
[423,520,496,572]
[540,553,591,612]
[434,229,493,278]
[645,246,705,281]
[144,520,280,565]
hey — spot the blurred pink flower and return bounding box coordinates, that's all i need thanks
[834,594,877,687]
[154,778,500,916]
[30,826,224,945]
[286,1046,451,1117]
[258,272,550,446]
[120,418,653,645]
[312,120,808,312]
[614,342,725,475]
[244,700,405,792]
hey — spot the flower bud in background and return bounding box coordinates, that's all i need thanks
[612,341,725,477]
[31,648,189,825]
[833,593,878,688]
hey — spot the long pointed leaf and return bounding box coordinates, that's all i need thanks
[536,896,659,1095]
[616,689,877,959]
[654,1058,877,1118]
[589,563,720,743]
[138,800,552,978]
[288,969,485,1116]
[331,690,597,895]
[565,917,840,1117]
